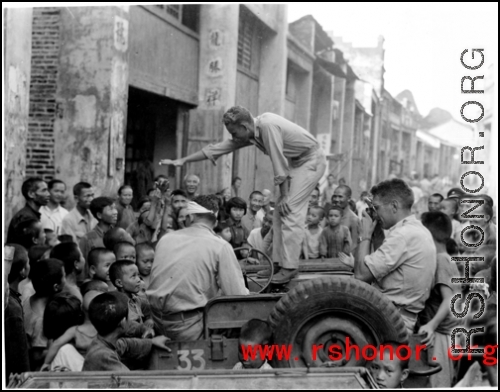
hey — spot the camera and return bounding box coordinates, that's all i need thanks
[365,198,377,220]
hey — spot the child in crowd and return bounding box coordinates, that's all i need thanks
[302,206,324,259]
[80,279,109,296]
[136,243,155,294]
[88,247,116,291]
[42,293,85,371]
[103,227,135,251]
[44,229,59,247]
[114,241,137,262]
[23,258,66,370]
[41,290,102,371]
[214,221,233,243]
[366,341,410,388]
[13,218,46,251]
[177,207,188,229]
[83,292,170,371]
[418,211,461,388]
[226,197,250,250]
[109,260,155,339]
[233,319,273,370]
[5,244,31,377]
[319,206,351,258]
[19,244,52,300]
[50,242,85,301]
[57,234,74,243]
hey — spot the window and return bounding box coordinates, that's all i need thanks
[237,7,261,75]
[154,4,200,32]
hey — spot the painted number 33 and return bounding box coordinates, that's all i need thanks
[177,349,206,370]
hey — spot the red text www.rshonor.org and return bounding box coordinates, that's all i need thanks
[241,338,498,365]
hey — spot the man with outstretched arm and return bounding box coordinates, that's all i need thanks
[160,106,326,284]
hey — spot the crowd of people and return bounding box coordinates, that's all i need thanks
[4,105,497,388]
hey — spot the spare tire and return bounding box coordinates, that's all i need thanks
[268,276,408,368]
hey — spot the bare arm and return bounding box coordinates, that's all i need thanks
[160,150,206,167]
[418,284,454,345]
[354,210,377,283]
[43,327,76,367]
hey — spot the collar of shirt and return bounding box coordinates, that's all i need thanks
[75,208,93,225]
[93,224,106,237]
[24,203,42,219]
[388,214,417,234]
[41,205,63,215]
[96,335,116,351]
[190,222,216,232]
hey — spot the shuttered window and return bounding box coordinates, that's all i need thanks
[153,4,200,32]
[237,7,260,76]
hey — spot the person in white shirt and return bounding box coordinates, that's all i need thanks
[247,210,273,259]
[40,179,69,238]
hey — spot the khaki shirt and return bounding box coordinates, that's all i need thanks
[364,215,436,314]
[147,222,248,315]
[202,113,318,185]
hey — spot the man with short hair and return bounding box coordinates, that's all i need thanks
[147,196,248,341]
[331,185,361,252]
[241,190,265,232]
[428,193,444,213]
[354,178,436,333]
[160,106,326,284]
[7,178,50,243]
[321,174,338,208]
[61,182,97,243]
[169,189,188,230]
[183,174,200,200]
[260,189,273,214]
[247,211,274,259]
[39,179,69,237]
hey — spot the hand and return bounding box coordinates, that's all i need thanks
[360,209,378,238]
[418,324,436,346]
[159,159,184,167]
[142,327,155,339]
[277,195,292,217]
[150,188,162,203]
[40,364,51,372]
[152,335,171,352]
[338,252,354,268]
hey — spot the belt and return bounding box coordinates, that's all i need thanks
[161,307,203,322]
[395,305,418,321]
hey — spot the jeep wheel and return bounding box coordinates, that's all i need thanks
[268,276,408,368]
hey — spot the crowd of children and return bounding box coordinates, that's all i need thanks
[4,173,497,387]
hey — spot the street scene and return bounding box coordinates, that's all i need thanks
[3,3,497,389]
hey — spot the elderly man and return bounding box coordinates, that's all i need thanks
[183,174,200,200]
[160,106,326,284]
[147,196,248,341]
[331,185,361,252]
[355,178,436,333]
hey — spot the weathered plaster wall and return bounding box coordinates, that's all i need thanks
[53,6,129,207]
[4,7,33,229]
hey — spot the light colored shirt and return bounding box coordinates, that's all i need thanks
[321,184,337,207]
[61,207,98,243]
[40,205,69,235]
[247,228,265,253]
[356,200,368,220]
[241,211,263,233]
[303,227,323,259]
[364,215,436,314]
[202,113,319,186]
[147,222,248,315]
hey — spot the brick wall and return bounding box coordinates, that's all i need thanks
[26,7,61,181]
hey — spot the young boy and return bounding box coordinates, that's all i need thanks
[302,206,324,259]
[41,290,102,370]
[83,292,170,371]
[88,247,116,291]
[23,258,66,370]
[366,341,410,388]
[419,211,461,388]
[233,319,273,370]
[50,242,85,301]
[226,197,250,250]
[79,197,118,264]
[6,244,31,377]
[103,227,135,251]
[214,221,233,243]
[114,241,137,262]
[136,243,155,293]
[109,260,155,339]
[319,206,351,258]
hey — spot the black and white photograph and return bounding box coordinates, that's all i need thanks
[3,2,498,389]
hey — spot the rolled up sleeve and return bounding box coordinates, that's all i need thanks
[259,123,290,185]
[202,139,251,165]
[218,243,249,295]
[364,232,408,281]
